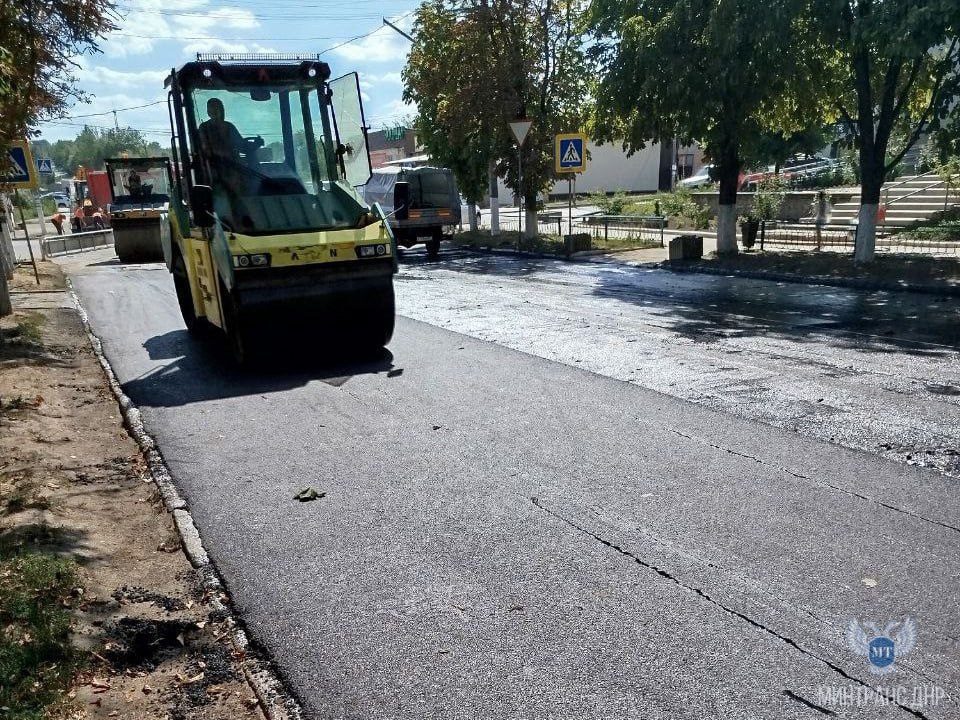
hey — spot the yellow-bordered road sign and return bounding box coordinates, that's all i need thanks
[555,133,587,173]
[2,140,39,189]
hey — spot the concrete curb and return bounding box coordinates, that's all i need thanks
[626,260,960,297]
[449,243,659,263]
[67,281,305,720]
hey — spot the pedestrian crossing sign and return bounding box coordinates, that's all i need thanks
[2,140,38,189]
[555,133,587,173]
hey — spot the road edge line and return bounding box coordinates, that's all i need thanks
[66,281,306,720]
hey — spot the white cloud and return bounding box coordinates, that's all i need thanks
[102,0,261,58]
[180,39,276,56]
[333,19,412,64]
[173,7,259,33]
[80,65,169,89]
[103,10,173,57]
[367,97,416,127]
[364,72,402,85]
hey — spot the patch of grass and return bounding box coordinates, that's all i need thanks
[895,218,960,243]
[0,553,83,719]
[0,313,45,348]
[0,395,42,415]
[893,207,960,243]
[451,229,661,256]
[4,484,52,515]
[593,235,662,252]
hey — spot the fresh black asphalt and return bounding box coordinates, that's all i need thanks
[68,250,960,719]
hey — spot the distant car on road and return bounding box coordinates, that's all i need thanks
[40,191,70,212]
[363,166,461,259]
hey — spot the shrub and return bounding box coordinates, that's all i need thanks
[589,188,630,215]
[660,189,711,229]
[753,177,786,221]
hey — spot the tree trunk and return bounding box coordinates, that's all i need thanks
[467,202,478,232]
[489,163,500,236]
[716,149,740,256]
[524,190,537,240]
[854,158,884,263]
[0,271,10,318]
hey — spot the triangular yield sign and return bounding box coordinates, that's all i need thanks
[509,119,533,146]
[561,141,581,164]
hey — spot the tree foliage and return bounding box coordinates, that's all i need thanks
[404,2,500,207]
[0,0,117,148]
[586,0,824,253]
[812,0,960,261]
[404,0,589,237]
[41,126,169,176]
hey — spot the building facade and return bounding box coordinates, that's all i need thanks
[367,125,419,168]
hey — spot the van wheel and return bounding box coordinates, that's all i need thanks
[172,251,201,333]
[426,235,441,260]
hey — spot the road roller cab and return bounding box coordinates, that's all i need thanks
[163,53,398,362]
[106,156,172,263]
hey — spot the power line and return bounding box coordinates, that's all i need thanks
[317,11,414,54]
[111,4,390,21]
[113,31,349,41]
[60,100,166,120]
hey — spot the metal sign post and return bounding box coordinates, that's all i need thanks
[14,190,40,284]
[509,120,533,244]
[555,133,588,240]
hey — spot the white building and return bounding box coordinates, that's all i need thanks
[497,140,703,201]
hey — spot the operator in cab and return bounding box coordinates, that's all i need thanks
[198,98,246,197]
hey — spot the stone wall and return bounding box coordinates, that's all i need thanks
[690,190,858,221]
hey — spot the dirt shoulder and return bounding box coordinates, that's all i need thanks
[1,262,269,720]
[612,250,960,296]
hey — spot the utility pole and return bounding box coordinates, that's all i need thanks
[382,17,414,42]
[113,109,119,129]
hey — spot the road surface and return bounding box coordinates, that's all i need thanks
[65,246,960,719]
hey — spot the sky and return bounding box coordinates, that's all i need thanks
[37,0,419,144]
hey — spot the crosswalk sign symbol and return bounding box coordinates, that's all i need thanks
[555,133,587,173]
[561,141,581,165]
[2,141,39,189]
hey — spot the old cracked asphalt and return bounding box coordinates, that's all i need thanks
[65,246,959,719]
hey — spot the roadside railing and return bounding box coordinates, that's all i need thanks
[579,213,667,248]
[42,229,114,257]
[757,220,960,256]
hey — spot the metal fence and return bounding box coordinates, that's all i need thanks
[573,214,666,249]
[756,221,960,256]
[41,229,115,257]
[467,212,667,251]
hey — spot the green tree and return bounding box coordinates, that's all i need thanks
[404,0,589,239]
[404,2,500,230]
[815,0,960,263]
[587,0,826,254]
[0,0,116,148]
[43,126,169,176]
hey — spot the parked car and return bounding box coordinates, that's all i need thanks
[40,192,70,212]
[742,155,838,189]
[678,164,713,189]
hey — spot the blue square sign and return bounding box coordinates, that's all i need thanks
[555,133,586,173]
[3,142,38,189]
